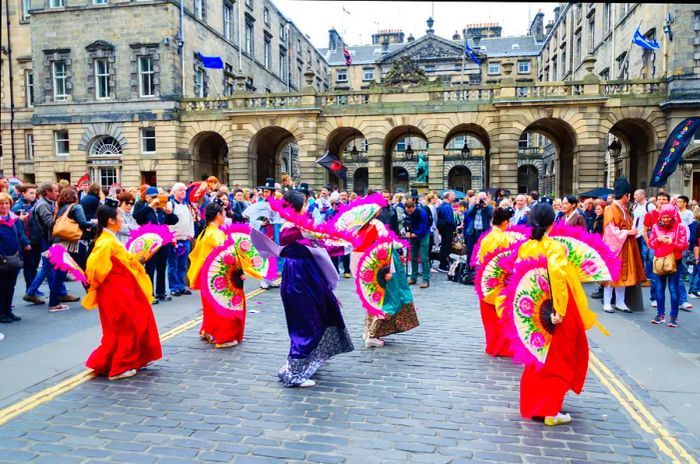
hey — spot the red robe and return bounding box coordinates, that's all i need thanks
[83,232,162,377]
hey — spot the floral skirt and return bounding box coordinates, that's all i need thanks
[363,302,419,339]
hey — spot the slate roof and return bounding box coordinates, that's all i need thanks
[477,35,541,57]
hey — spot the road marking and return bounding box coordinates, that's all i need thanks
[0,282,276,427]
[589,352,698,464]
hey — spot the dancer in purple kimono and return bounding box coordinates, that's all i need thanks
[252,190,354,387]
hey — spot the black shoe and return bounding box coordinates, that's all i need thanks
[590,290,603,300]
[180,289,192,295]
[152,299,160,305]
[0,316,14,323]
[157,294,172,302]
[267,283,280,289]
[171,290,183,297]
[10,313,21,322]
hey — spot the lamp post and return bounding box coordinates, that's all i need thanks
[608,138,622,159]
[460,139,471,159]
[404,128,414,161]
[350,142,360,162]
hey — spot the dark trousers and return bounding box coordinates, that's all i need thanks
[438,227,455,270]
[146,245,169,297]
[331,254,351,274]
[466,229,485,267]
[0,268,20,318]
[22,244,42,289]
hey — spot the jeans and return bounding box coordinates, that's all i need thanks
[410,234,430,283]
[689,261,700,293]
[678,260,689,305]
[655,264,680,319]
[637,236,656,301]
[22,244,42,289]
[168,240,191,292]
[438,227,456,270]
[26,240,67,299]
[331,254,351,274]
[146,245,169,297]
[48,243,87,307]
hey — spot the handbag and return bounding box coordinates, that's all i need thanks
[52,204,82,242]
[653,254,677,275]
[451,233,466,256]
[682,249,695,267]
[0,252,23,271]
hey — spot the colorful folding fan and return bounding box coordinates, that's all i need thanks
[201,240,246,315]
[126,224,175,262]
[548,223,621,282]
[47,244,88,285]
[354,238,394,319]
[501,256,557,368]
[326,193,387,238]
[221,223,275,280]
[475,241,522,310]
[471,225,531,267]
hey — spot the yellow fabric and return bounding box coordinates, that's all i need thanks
[478,227,510,262]
[517,236,603,332]
[82,231,153,310]
[187,224,226,290]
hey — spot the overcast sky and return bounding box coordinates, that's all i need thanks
[274,1,556,48]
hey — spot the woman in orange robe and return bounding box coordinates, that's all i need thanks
[83,202,162,380]
[475,207,515,357]
[515,203,606,426]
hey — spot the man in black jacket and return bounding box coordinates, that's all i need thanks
[436,191,457,272]
[134,186,179,303]
[374,190,399,235]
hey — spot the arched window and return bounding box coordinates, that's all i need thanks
[90,136,122,156]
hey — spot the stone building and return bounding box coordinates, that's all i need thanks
[0,0,329,187]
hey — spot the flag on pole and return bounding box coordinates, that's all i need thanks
[650,117,700,187]
[317,151,347,179]
[343,46,352,66]
[464,38,481,65]
[197,52,224,69]
[632,27,660,50]
[342,6,351,14]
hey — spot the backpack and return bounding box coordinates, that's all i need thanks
[447,258,461,281]
[419,203,433,227]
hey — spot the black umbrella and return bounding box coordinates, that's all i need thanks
[579,188,615,199]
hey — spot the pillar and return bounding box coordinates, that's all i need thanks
[366,138,385,190]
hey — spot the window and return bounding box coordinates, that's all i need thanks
[25,70,34,107]
[588,19,595,52]
[49,0,64,7]
[138,56,155,97]
[245,20,254,56]
[363,68,374,81]
[194,0,204,20]
[21,0,30,20]
[245,0,252,8]
[194,68,205,97]
[263,7,269,24]
[279,50,287,79]
[26,133,34,160]
[264,37,271,68]
[94,0,107,4]
[517,61,530,73]
[52,61,68,101]
[223,2,232,40]
[279,24,287,44]
[95,59,111,99]
[297,65,302,89]
[55,130,69,156]
[603,3,611,34]
[599,67,610,80]
[336,69,347,82]
[94,167,119,188]
[141,127,156,153]
[574,32,582,65]
[561,51,567,76]
[641,29,657,79]
[552,58,558,81]
[488,62,500,74]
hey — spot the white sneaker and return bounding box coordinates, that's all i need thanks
[615,304,632,313]
[680,302,694,311]
[602,305,614,313]
[109,369,137,381]
[651,301,658,308]
[364,337,385,348]
[298,379,316,388]
[689,293,700,299]
[544,412,572,426]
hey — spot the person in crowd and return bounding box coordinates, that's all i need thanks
[116,192,138,246]
[0,192,30,323]
[582,198,596,233]
[528,190,539,208]
[589,201,608,300]
[649,204,688,328]
[134,186,179,304]
[464,191,492,269]
[405,200,431,288]
[602,177,645,313]
[0,176,9,194]
[436,191,459,272]
[423,193,439,272]
[83,201,162,380]
[375,190,400,235]
[230,189,246,223]
[245,179,282,290]
[676,195,695,310]
[514,202,603,426]
[168,183,195,298]
[12,184,40,290]
[558,196,587,228]
[689,209,700,299]
[511,194,530,226]
[643,192,671,309]
[80,183,102,223]
[552,198,563,221]
[24,183,61,305]
[317,186,332,215]
[133,184,150,218]
[633,189,656,292]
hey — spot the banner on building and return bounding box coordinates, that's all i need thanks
[317,151,347,179]
[197,52,224,69]
[649,117,700,187]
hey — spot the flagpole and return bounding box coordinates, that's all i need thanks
[461,32,466,86]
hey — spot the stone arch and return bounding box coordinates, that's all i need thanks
[392,166,410,193]
[608,118,658,191]
[444,159,482,190]
[521,118,577,196]
[189,131,229,184]
[383,125,428,192]
[324,126,366,190]
[248,126,298,188]
[447,165,472,192]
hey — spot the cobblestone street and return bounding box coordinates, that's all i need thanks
[0,274,698,463]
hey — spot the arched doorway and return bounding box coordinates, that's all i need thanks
[384,125,428,191]
[517,165,539,194]
[191,131,228,184]
[88,135,123,188]
[353,167,368,195]
[392,166,409,193]
[607,119,656,190]
[520,119,577,196]
[448,165,472,192]
[248,127,297,187]
[444,124,490,189]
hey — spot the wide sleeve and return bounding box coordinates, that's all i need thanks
[82,238,116,309]
[603,206,627,255]
[547,240,570,317]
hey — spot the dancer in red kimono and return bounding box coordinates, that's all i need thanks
[83,201,162,380]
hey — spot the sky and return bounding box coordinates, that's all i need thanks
[273,1,556,48]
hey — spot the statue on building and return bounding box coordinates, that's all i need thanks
[416,154,429,183]
[383,56,427,87]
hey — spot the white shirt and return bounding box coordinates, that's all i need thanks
[632,201,655,238]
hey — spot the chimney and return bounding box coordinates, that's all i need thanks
[553,6,560,22]
[328,28,341,51]
[407,33,415,42]
[452,31,461,41]
[545,21,554,36]
[529,10,545,42]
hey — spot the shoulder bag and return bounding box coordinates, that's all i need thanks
[52,204,82,242]
[653,225,678,276]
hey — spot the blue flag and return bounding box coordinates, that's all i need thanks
[632,27,660,50]
[197,52,224,69]
[464,39,481,65]
[650,118,700,187]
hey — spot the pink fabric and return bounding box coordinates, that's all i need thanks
[650,205,688,260]
[603,223,627,256]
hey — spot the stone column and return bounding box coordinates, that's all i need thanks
[228,126,251,187]
[489,124,520,192]
[426,140,444,191]
[574,144,606,193]
[366,138,385,190]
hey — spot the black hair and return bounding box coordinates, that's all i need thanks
[657,192,670,201]
[492,207,514,226]
[679,195,690,204]
[283,190,305,213]
[563,195,578,206]
[205,202,223,225]
[528,203,555,241]
[96,204,119,236]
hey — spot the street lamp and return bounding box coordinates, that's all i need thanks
[350,142,360,162]
[404,128,414,161]
[608,138,622,159]
[460,139,471,159]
